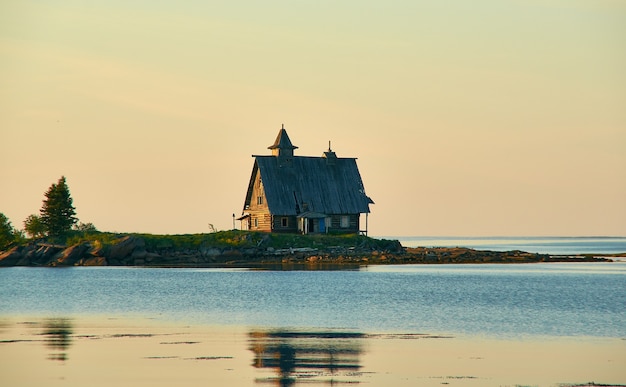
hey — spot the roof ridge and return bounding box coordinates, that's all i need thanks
[252,155,357,160]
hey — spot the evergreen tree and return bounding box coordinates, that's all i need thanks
[0,212,15,250]
[24,214,46,239]
[40,176,78,237]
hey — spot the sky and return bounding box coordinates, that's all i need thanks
[1,0,625,237]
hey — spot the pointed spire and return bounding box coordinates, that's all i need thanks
[268,125,298,157]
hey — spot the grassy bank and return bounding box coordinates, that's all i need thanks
[63,230,399,251]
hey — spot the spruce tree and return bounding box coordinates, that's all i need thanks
[40,176,78,237]
[0,213,15,250]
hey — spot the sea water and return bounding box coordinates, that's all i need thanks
[1,262,624,339]
[387,236,626,255]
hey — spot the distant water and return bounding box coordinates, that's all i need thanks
[382,236,626,255]
[1,263,625,339]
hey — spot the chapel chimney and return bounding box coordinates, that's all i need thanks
[323,140,337,166]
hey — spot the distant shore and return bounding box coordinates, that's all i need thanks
[1,231,621,268]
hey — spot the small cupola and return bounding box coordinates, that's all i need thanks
[268,124,298,166]
[323,141,337,166]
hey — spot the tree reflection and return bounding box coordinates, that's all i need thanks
[41,318,73,361]
[249,330,364,386]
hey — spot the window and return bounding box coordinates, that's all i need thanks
[281,217,288,228]
[257,196,263,205]
[340,215,350,228]
[253,218,258,228]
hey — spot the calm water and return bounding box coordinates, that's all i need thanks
[386,236,626,254]
[1,262,625,339]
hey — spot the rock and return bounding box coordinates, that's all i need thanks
[32,244,64,265]
[109,236,145,261]
[223,249,242,257]
[201,248,222,257]
[54,243,90,266]
[0,246,23,266]
[15,255,33,266]
[144,252,161,262]
[78,256,107,266]
[88,240,106,257]
[131,249,147,259]
[387,240,404,253]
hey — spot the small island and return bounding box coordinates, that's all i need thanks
[1,171,621,269]
[0,230,617,268]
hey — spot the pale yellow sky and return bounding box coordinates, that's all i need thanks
[1,0,625,236]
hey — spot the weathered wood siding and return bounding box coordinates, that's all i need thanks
[327,214,360,234]
[271,216,298,233]
[247,171,272,232]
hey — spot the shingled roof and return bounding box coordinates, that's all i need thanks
[247,155,373,216]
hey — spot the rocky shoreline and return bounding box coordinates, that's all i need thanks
[0,235,615,267]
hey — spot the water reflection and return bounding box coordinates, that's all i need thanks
[40,318,73,361]
[249,330,365,385]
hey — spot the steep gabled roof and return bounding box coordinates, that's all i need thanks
[249,155,373,216]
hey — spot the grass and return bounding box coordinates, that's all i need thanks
[59,230,398,251]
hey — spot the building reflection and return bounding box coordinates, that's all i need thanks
[41,318,73,361]
[249,330,365,386]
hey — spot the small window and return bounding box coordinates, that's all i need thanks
[281,217,288,228]
[257,196,263,205]
[340,215,350,228]
[253,218,258,228]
